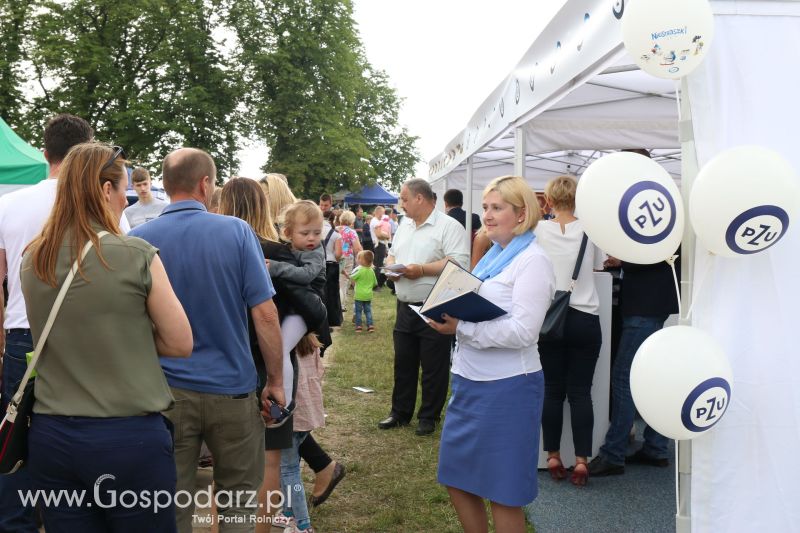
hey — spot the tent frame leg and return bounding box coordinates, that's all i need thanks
[676,76,699,533]
[465,157,474,263]
[514,126,526,178]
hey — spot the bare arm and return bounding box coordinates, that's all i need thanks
[251,299,285,411]
[146,254,193,357]
[401,257,453,280]
[334,238,343,261]
[353,235,363,255]
[471,231,492,270]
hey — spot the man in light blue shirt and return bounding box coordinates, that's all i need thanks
[131,148,284,532]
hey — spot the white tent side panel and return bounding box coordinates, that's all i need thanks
[687,4,800,532]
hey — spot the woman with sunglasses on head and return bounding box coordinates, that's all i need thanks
[428,175,554,533]
[20,142,192,532]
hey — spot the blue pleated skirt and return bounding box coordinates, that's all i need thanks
[437,371,544,507]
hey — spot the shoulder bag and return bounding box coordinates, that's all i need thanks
[0,232,107,474]
[539,233,588,342]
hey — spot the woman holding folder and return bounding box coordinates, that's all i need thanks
[428,175,555,533]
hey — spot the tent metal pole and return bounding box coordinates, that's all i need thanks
[465,157,474,263]
[514,126,526,179]
[676,76,699,533]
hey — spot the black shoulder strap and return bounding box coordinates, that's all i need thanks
[571,233,589,282]
[323,226,335,249]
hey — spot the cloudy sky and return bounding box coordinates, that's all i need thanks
[236,0,566,181]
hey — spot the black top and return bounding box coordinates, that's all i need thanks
[447,206,481,231]
[260,239,297,318]
[619,255,680,318]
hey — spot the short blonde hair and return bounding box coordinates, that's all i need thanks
[482,175,541,235]
[357,249,374,267]
[339,209,355,226]
[260,174,297,224]
[281,200,323,241]
[544,175,577,211]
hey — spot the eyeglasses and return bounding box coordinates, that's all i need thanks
[101,145,125,172]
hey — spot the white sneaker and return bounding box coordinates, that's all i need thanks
[271,510,296,529]
[286,525,314,533]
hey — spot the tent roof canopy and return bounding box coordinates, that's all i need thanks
[344,183,398,205]
[427,0,681,192]
[0,117,48,187]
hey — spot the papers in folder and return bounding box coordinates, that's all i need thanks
[418,261,506,323]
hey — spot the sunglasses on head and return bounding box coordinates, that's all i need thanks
[101,145,125,172]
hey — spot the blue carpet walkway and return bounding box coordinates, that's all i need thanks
[526,436,675,533]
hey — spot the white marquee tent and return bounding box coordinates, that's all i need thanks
[427,1,800,531]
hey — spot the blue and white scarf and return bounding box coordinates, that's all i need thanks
[472,231,535,281]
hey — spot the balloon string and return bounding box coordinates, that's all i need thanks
[666,255,681,320]
[683,254,715,322]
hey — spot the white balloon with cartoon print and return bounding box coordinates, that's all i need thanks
[631,325,733,440]
[575,152,683,264]
[622,0,715,79]
[690,146,800,257]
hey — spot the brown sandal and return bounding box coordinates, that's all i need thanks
[571,459,589,487]
[547,456,567,481]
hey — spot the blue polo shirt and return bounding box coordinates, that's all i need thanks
[130,200,275,395]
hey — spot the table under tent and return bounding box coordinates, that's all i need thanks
[426,1,800,532]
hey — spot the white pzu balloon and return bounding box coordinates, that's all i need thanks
[631,325,733,440]
[622,0,715,79]
[576,152,683,264]
[690,146,800,257]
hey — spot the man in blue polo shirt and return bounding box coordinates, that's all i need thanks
[131,148,284,533]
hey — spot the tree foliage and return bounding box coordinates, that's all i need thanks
[0,0,419,192]
[228,0,419,197]
[0,0,34,136]
[2,0,243,180]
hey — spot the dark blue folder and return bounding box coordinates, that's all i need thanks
[421,290,507,323]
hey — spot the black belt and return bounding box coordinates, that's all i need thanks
[5,328,30,335]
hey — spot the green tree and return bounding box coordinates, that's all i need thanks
[353,65,419,191]
[22,0,242,180]
[229,0,418,197]
[2,0,418,190]
[0,0,34,136]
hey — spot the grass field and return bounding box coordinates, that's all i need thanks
[308,288,535,532]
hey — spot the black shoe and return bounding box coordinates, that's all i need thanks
[587,456,625,476]
[378,415,409,430]
[626,449,669,467]
[415,419,435,436]
[309,462,346,508]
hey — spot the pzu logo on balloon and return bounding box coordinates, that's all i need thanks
[618,181,677,244]
[725,205,789,255]
[681,377,731,433]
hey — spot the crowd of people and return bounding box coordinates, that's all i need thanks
[0,112,679,533]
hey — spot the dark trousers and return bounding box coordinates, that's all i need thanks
[373,243,387,288]
[0,329,38,532]
[391,301,453,422]
[600,315,669,464]
[324,261,342,326]
[28,413,177,533]
[299,434,332,474]
[540,308,602,457]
